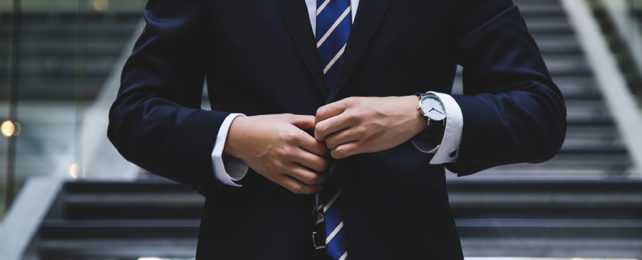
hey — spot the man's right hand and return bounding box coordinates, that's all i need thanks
[224,114,329,194]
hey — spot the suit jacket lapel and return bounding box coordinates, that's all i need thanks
[273,0,328,98]
[273,0,392,102]
[328,0,391,102]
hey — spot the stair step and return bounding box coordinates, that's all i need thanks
[457,219,642,238]
[460,237,642,259]
[526,19,575,35]
[40,219,200,239]
[0,42,127,55]
[0,11,142,23]
[519,5,567,18]
[0,60,116,75]
[37,238,197,259]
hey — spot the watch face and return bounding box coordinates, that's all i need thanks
[420,96,447,121]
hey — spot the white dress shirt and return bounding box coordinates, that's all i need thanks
[211,0,463,187]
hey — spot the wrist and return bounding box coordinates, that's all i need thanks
[402,95,428,136]
[223,116,249,160]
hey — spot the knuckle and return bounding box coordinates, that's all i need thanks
[331,150,343,159]
[289,183,300,193]
[316,107,327,116]
[281,113,294,121]
[282,132,299,143]
[306,174,319,185]
[334,146,351,159]
[343,113,355,122]
[345,112,361,123]
[307,176,319,185]
[292,184,306,194]
[315,124,326,135]
[274,147,288,157]
[272,159,285,171]
[344,97,358,106]
[325,138,336,150]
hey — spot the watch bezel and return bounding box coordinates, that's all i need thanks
[414,92,447,149]
[417,93,447,122]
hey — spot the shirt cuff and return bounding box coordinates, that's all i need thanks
[411,92,464,164]
[211,113,249,187]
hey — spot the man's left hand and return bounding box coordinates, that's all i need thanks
[315,96,427,159]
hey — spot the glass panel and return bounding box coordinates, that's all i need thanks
[12,0,85,206]
[0,0,146,220]
[0,0,14,219]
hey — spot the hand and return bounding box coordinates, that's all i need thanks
[315,96,426,159]
[224,114,329,194]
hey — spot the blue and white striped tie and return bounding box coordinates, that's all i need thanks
[316,0,351,90]
[316,2,351,259]
[316,0,351,258]
[318,175,347,260]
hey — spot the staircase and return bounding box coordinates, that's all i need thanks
[4,179,639,259]
[458,0,634,179]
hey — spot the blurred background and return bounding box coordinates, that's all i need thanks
[0,0,642,259]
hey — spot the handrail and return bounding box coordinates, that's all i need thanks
[599,0,642,93]
[0,177,62,260]
[562,0,642,177]
[52,21,145,180]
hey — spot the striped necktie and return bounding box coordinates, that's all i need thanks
[316,0,352,90]
[316,2,351,259]
[318,174,347,260]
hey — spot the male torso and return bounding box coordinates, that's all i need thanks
[109,0,566,259]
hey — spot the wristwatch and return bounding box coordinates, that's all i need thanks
[414,92,447,150]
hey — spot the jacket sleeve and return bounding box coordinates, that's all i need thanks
[107,0,228,191]
[446,0,567,175]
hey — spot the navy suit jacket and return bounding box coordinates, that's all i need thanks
[108,0,566,259]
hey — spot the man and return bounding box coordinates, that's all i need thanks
[108,0,566,259]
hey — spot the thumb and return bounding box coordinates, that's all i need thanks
[288,114,316,132]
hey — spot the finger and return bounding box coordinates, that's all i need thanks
[325,128,361,150]
[291,147,329,172]
[288,114,316,132]
[315,98,350,124]
[286,164,328,185]
[295,132,329,157]
[331,141,362,159]
[314,112,354,141]
[277,174,323,194]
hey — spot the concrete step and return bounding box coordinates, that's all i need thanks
[537,36,583,54]
[526,19,575,35]
[0,59,116,76]
[26,180,642,259]
[519,5,567,18]
[37,238,198,260]
[0,23,138,37]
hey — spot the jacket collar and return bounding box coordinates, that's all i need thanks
[273,0,391,102]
